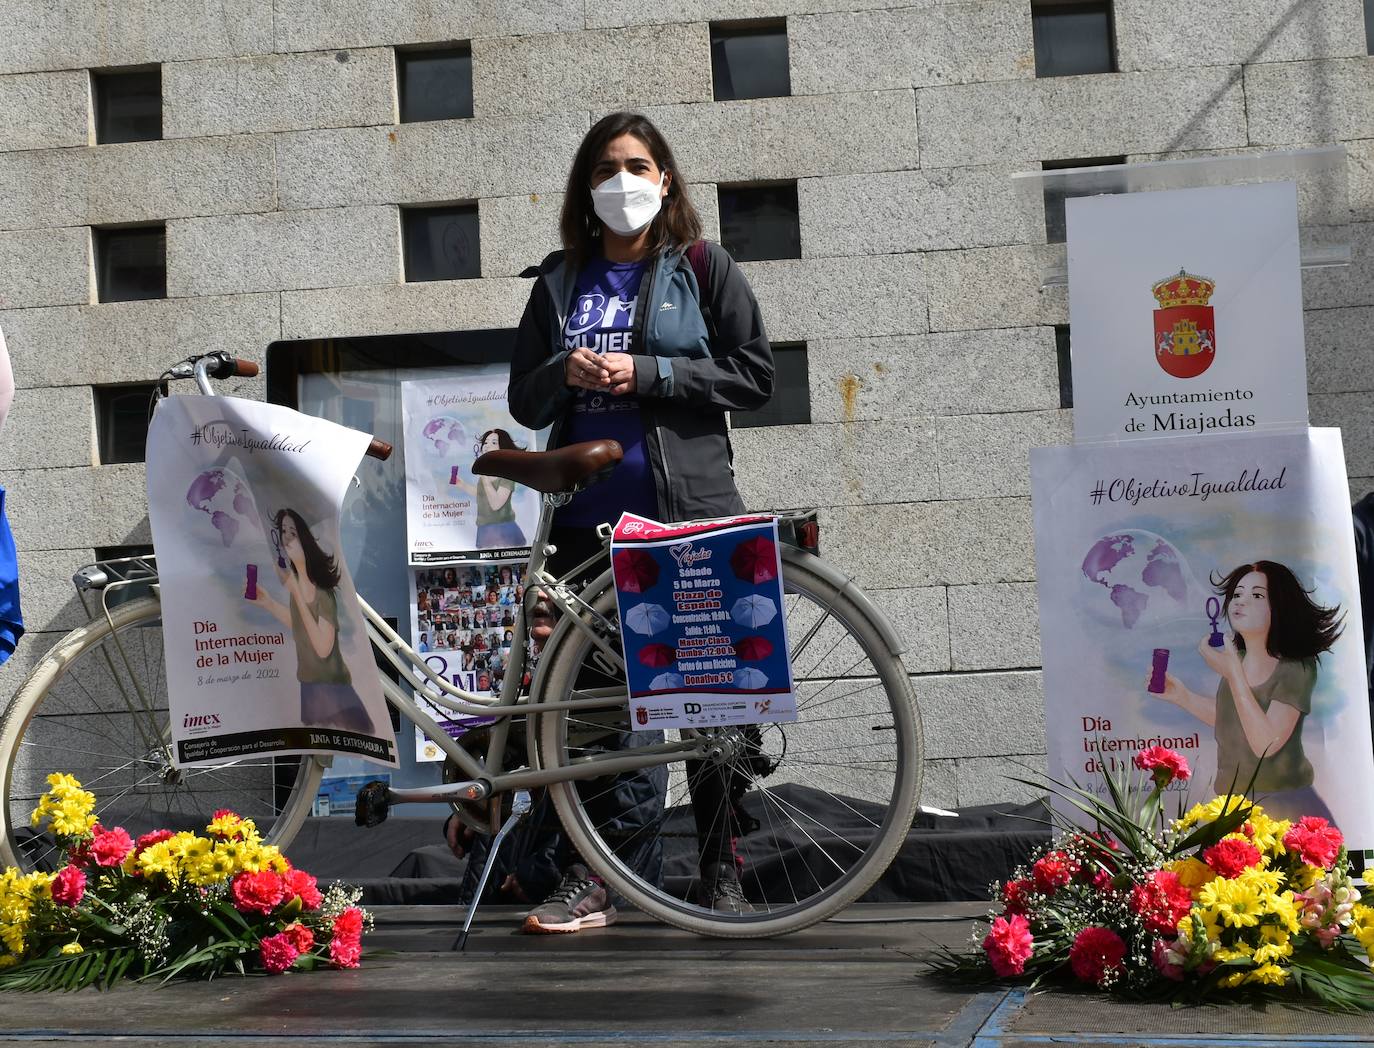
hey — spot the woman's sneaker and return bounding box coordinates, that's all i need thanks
[522,864,617,933]
[698,862,754,914]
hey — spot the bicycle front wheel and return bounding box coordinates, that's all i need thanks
[534,548,923,937]
[0,595,324,872]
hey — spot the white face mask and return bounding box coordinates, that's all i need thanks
[591,170,665,236]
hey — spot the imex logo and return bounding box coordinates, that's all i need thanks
[183,713,222,730]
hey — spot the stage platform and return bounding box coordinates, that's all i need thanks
[2,903,1372,1047]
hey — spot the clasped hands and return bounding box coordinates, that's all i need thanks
[565,347,635,395]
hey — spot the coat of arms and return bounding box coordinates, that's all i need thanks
[1152,269,1216,379]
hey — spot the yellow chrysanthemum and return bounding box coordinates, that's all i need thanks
[1244,813,1291,857]
[1198,878,1265,929]
[1218,971,1248,989]
[1214,941,1256,963]
[28,774,98,838]
[1269,893,1302,934]
[1254,937,1293,965]
[136,841,181,883]
[1167,857,1215,892]
[0,954,16,969]
[185,848,237,887]
[1173,795,1252,833]
[1235,866,1284,900]
[1246,963,1289,986]
[59,942,83,955]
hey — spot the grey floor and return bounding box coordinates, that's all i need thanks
[1,904,1372,1047]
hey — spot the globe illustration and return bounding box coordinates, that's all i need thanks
[1079,530,1195,630]
[420,416,466,458]
[185,467,262,548]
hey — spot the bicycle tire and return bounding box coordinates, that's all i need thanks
[0,595,324,872]
[534,549,923,938]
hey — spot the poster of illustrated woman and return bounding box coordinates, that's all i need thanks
[1031,428,1374,849]
[400,374,540,565]
[146,395,397,768]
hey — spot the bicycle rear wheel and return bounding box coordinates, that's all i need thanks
[0,596,324,872]
[534,548,923,937]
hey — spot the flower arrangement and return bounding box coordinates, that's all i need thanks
[0,774,372,990]
[933,747,1374,1010]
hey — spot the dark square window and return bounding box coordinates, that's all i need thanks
[94,383,164,464]
[397,45,473,123]
[1032,2,1115,77]
[711,21,790,101]
[1040,156,1126,243]
[92,67,162,144]
[1366,0,1374,53]
[718,183,801,262]
[94,225,166,302]
[731,343,809,429]
[402,205,480,281]
[1054,325,1073,408]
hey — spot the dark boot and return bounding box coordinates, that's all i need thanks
[698,861,754,914]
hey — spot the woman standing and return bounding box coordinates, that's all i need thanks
[498,111,774,933]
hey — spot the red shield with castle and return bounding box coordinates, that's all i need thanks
[1152,269,1216,379]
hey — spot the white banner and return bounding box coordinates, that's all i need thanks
[1031,428,1373,847]
[400,374,539,565]
[146,395,397,767]
[1066,182,1308,444]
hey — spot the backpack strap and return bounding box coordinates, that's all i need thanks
[684,240,718,346]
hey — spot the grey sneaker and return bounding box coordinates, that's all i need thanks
[699,862,754,914]
[522,864,617,934]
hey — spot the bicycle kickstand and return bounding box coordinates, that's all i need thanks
[452,789,533,952]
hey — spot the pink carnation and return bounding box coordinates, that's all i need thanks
[1202,837,1262,879]
[51,865,86,907]
[283,867,322,910]
[1069,926,1126,986]
[333,907,364,938]
[1133,746,1191,786]
[1128,870,1194,936]
[230,870,286,915]
[259,932,299,974]
[1283,817,1343,869]
[1031,852,1078,894]
[982,913,1034,977]
[328,934,362,969]
[89,825,135,867]
[282,922,315,954]
[134,829,174,855]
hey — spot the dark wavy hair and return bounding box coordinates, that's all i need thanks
[560,111,703,272]
[275,508,340,590]
[479,428,525,452]
[1211,560,1343,660]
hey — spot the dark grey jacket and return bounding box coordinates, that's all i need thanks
[508,242,774,522]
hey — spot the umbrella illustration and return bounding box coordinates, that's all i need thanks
[638,643,675,669]
[733,667,769,690]
[730,535,778,584]
[613,548,660,593]
[624,602,670,636]
[731,594,777,629]
[650,672,684,690]
[733,635,774,661]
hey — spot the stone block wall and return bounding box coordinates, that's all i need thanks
[0,0,1371,807]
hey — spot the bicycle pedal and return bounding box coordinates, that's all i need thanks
[354,780,391,827]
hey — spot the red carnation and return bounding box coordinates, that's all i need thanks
[282,922,315,954]
[1128,870,1194,936]
[1133,746,1191,787]
[134,829,174,855]
[89,825,135,867]
[982,913,1034,977]
[51,865,86,907]
[1069,926,1126,986]
[1032,852,1078,894]
[1001,878,1034,916]
[1283,817,1343,869]
[1202,837,1262,879]
[333,906,364,938]
[283,868,323,910]
[230,870,286,915]
[259,932,299,974]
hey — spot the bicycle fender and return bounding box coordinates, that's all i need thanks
[780,546,907,657]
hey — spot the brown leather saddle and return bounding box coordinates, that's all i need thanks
[472,439,623,494]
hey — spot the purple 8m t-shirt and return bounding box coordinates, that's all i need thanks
[557,257,659,527]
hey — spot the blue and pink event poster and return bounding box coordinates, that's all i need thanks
[611,512,797,730]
